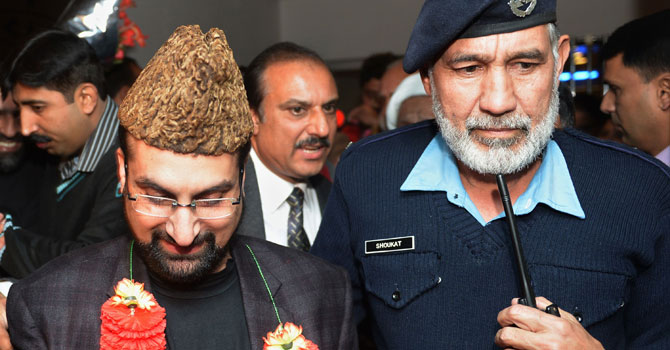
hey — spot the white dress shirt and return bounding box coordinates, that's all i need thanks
[249,149,322,247]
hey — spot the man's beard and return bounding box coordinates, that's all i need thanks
[134,229,228,285]
[0,133,25,173]
[431,79,559,175]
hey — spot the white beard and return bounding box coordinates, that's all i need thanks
[431,78,559,175]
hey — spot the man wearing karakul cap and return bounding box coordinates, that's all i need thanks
[312,0,670,348]
[6,25,356,350]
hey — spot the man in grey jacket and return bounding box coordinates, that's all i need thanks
[7,25,355,350]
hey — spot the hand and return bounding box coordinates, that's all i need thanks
[495,296,603,350]
[0,295,12,349]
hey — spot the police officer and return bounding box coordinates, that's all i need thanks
[312,0,670,348]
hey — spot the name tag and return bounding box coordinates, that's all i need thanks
[365,236,415,255]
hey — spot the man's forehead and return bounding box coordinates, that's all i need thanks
[603,54,644,86]
[441,25,551,61]
[13,83,64,103]
[127,138,239,189]
[263,59,337,101]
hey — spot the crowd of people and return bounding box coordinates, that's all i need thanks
[0,1,668,349]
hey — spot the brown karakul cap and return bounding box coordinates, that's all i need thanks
[118,25,253,155]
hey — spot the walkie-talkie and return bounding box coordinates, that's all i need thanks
[496,174,560,317]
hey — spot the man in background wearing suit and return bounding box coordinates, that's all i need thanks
[7,25,355,350]
[239,42,337,251]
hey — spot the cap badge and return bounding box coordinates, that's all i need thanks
[508,0,537,18]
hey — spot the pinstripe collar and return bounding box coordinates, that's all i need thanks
[58,98,119,180]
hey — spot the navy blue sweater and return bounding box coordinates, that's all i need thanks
[312,121,670,349]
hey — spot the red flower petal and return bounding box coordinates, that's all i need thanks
[100,296,166,349]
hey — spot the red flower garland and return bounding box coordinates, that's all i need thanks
[100,279,166,350]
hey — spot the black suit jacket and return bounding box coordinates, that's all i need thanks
[237,158,331,240]
[7,235,357,349]
[1,147,127,278]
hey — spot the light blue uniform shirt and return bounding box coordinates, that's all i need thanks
[401,135,585,226]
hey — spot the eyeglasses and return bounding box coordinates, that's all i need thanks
[124,168,243,220]
[124,193,240,219]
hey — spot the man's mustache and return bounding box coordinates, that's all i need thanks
[29,133,52,143]
[465,113,531,132]
[295,136,330,149]
[0,134,22,143]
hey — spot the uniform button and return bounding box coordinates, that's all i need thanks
[391,291,401,301]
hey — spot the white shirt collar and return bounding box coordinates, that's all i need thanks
[249,148,321,246]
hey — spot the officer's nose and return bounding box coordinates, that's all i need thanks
[479,69,517,116]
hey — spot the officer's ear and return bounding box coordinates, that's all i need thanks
[420,67,432,96]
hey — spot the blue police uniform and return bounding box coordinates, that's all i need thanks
[312,1,670,347]
[311,122,670,348]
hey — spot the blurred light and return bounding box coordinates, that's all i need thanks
[574,45,588,54]
[76,0,117,38]
[559,71,600,82]
[573,52,588,65]
[336,109,346,128]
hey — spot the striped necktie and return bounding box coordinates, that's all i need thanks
[286,187,310,251]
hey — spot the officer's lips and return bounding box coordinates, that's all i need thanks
[472,127,521,137]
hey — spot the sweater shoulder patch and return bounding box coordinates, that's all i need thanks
[560,129,670,179]
[340,120,437,163]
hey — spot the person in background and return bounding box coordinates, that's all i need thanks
[312,0,670,348]
[347,52,399,139]
[238,42,336,251]
[1,29,125,278]
[0,90,46,243]
[600,9,670,166]
[385,73,433,130]
[378,59,409,132]
[556,83,575,129]
[573,93,620,141]
[105,56,142,105]
[0,92,21,173]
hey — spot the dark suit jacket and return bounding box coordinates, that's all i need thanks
[237,158,331,240]
[1,147,127,278]
[7,235,357,350]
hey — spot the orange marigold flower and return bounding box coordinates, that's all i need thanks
[110,278,156,310]
[263,322,319,350]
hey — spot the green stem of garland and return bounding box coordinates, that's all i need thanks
[245,244,282,325]
[130,239,135,280]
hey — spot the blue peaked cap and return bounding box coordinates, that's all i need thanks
[403,0,557,73]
